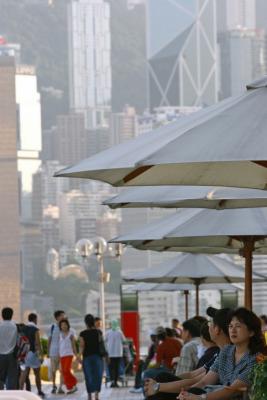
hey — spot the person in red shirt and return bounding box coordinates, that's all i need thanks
[155,327,182,371]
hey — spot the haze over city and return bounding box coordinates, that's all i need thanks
[1,0,267,340]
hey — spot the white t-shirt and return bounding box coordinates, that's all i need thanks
[105,329,125,357]
[59,332,74,357]
[0,320,17,355]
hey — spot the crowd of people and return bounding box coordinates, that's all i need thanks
[0,307,127,399]
[0,305,267,400]
[140,308,267,400]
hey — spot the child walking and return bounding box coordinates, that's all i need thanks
[59,319,78,394]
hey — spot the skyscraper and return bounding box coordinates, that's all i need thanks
[146,0,218,110]
[16,65,42,220]
[68,0,111,128]
[218,28,266,99]
[0,57,21,317]
[226,0,255,30]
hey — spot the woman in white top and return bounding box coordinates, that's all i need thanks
[59,319,78,394]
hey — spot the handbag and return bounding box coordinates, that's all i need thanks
[98,330,107,357]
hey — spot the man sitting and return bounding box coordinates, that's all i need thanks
[175,318,202,375]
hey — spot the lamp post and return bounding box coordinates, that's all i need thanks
[75,237,123,334]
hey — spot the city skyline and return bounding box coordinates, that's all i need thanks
[0,0,267,326]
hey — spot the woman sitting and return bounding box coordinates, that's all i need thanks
[179,307,266,400]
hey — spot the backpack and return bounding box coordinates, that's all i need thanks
[14,326,30,362]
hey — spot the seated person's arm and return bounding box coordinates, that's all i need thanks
[178,366,206,380]
[179,379,248,400]
[144,371,206,396]
[191,370,219,388]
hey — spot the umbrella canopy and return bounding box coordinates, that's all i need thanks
[122,253,262,315]
[111,207,267,309]
[123,281,243,318]
[104,186,267,210]
[123,282,243,293]
[122,254,263,284]
[55,77,267,189]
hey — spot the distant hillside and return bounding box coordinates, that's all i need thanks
[0,0,147,128]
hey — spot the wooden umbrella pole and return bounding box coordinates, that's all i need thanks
[242,238,255,310]
[184,290,189,320]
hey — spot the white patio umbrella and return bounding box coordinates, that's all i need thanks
[123,282,243,319]
[111,207,267,310]
[103,186,267,210]
[55,77,267,189]
[122,254,262,315]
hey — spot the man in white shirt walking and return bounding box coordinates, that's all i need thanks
[48,310,65,394]
[0,307,18,389]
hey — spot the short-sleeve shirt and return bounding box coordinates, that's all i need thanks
[176,337,201,375]
[209,344,257,386]
[79,328,101,357]
[156,337,182,370]
[0,321,17,355]
[49,323,60,357]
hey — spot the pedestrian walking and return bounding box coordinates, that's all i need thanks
[59,319,78,394]
[79,314,107,400]
[47,310,65,394]
[0,307,18,390]
[105,320,126,388]
[19,313,45,398]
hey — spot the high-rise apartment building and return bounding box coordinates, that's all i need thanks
[16,65,42,220]
[54,113,88,165]
[146,0,218,109]
[0,57,21,317]
[226,0,255,30]
[218,28,267,99]
[68,0,111,128]
[110,105,137,145]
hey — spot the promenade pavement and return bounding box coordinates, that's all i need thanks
[33,380,144,400]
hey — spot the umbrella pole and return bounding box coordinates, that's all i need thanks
[195,283,200,316]
[243,239,254,310]
[184,290,189,320]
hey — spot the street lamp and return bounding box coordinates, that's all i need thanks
[75,237,124,333]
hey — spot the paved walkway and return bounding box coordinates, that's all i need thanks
[39,384,143,400]
[33,379,143,400]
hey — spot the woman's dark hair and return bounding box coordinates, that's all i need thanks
[84,314,95,328]
[200,322,213,343]
[229,307,266,355]
[59,318,70,331]
[260,315,267,325]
